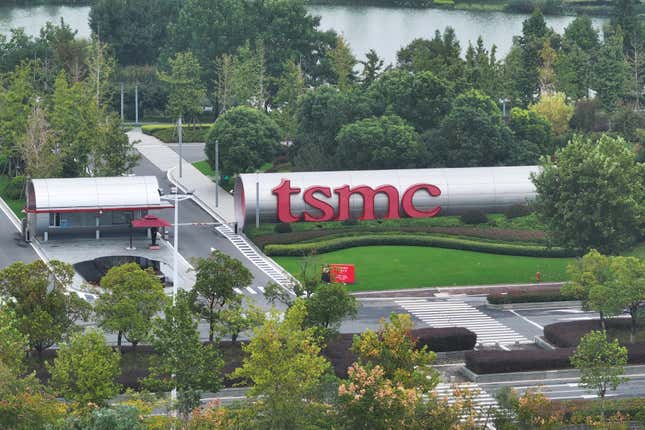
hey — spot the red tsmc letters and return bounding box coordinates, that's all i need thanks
[271,180,442,223]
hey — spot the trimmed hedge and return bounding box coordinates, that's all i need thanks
[460,209,488,225]
[465,343,645,374]
[141,123,212,143]
[415,327,477,352]
[544,318,634,347]
[274,222,293,233]
[264,234,575,258]
[487,289,578,304]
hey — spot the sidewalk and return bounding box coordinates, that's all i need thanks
[128,129,235,223]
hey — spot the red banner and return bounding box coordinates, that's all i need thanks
[330,264,355,284]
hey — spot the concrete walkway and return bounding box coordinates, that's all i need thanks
[128,129,235,222]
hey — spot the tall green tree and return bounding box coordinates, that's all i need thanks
[47,329,121,407]
[531,134,644,253]
[464,37,502,99]
[189,250,253,342]
[216,300,265,345]
[273,60,306,142]
[428,89,512,167]
[0,260,89,355]
[329,34,357,91]
[95,263,167,350]
[215,41,267,112]
[570,330,628,421]
[232,300,331,429]
[206,106,281,177]
[159,51,207,122]
[0,306,28,373]
[508,107,553,163]
[529,92,574,136]
[145,291,223,417]
[369,69,452,131]
[359,49,385,88]
[611,256,645,343]
[335,115,423,170]
[304,282,358,335]
[593,31,630,112]
[0,63,34,175]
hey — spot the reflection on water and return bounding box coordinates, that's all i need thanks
[0,4,606,63]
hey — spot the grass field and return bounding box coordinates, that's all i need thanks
[274,245,572,292]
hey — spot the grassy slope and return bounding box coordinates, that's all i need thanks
[274,245,572,291]
[0,176,25,218]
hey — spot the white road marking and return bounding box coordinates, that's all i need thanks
[510,310,544,330]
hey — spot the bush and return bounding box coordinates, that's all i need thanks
[487,289,578,305]
[544,319,633,348]
[504,204,531,220]
[341,218,359,226]
[465,342,645,374]
[460,210,488,225]
[323,333,357,378]
[274,222,293,234]
[414,327,477,352]
[141,124,211,143]
[264,234,575,258]
[2,175,25,200]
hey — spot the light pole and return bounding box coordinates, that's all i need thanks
[499,98,510,120]
[214,140,219,208]
[255,171,260,228]
[160,187,193,411]
[177,117,183,178]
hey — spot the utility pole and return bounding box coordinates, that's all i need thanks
[178,117,183,178]
[135,84,139,125]
[215,140,219,207]
[120,82,124,122]
[255,171,260,228]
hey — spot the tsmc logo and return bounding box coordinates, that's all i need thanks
[271,179,442,223]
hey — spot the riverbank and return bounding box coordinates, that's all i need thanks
[307,0,643,17]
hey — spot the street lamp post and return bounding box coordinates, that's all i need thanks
[160,187,193,411]
[214,140,219,208]
[499,98,510,120]
[255,171,260,228]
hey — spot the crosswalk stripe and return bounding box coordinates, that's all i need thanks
[396,299,530,346]
[234,288,243,294]
[245,286,257,295]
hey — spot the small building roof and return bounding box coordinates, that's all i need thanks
[26,176,172,213]
[131,214,172,228]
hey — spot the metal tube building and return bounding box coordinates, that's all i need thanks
[234,166,540,230]
[24,176,172,241]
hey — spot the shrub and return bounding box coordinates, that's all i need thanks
[544,319,633,348]
[460,210,488,225]
[341,218,359,226]
[465,342,645,374]
[323,333,357,378]
[3,175,25,200]
[264,234,575,258]
[414,327,477,352]
[141,124,211,143]
[274,222,293,234]
[504,204,531,219]
[465,348,575,374]
[487,289,578,305]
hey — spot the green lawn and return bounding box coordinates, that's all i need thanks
[193,160,215,176]
[274,245,572,292]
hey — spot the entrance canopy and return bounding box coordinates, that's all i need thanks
[131,214,172,228]
[26,176,173,213]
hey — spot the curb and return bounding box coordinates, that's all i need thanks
[352,282,565,298]
[460,364,645,383]
[0,196,50,265]
[486,300,582,311]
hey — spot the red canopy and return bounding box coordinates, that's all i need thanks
[131,214,172,228]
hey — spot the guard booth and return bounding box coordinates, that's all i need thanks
[24,176,173,241]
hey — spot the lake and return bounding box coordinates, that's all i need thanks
[0,4,607,63]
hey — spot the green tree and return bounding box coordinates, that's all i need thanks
[529,92,574,136]
[52,405,147,430]
[293,86,374,170]
[359,49,385,87]
[189,250,253,342]
[215,41,267,112]
[563,250,616,330]
[611,256,645,343]
[335,115,423,170]
[429,89,512,167]
[89,0,182,65]
[95,263,166,350]
[304,282,358,335]
[145,291,223,417]
[531,134,644,253]
[206,106,281,177]
[352,313,439,393]
[593,32,630,112]
[369,69,452,131]
[273,60,306,142]
[0,63,34,175]
[329,34,357,91]
[570,330,628,421]
[0,260,89,355]
[160,51,207,122]
[555,43,594,101]
[18,103,61,178]
[0,306,28,373]
[563,16,600,53]
[464,36,502,99]
[508,107,553,163]
[216,300,265,345]
[396,28,464,84]
[232,300,331,429]
[609,0,642,54]
[47,329,121,407]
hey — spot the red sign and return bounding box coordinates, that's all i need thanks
[272,180,441,223]
[330,264,355,284]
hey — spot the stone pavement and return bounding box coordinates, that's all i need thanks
[128,129,235,222]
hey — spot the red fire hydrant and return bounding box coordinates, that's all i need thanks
[536,271,541,282]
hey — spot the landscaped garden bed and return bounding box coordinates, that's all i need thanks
[141,123,212,143]
[487,288,578,305]
[544,318,645,347]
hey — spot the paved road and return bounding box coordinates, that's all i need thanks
[0,201,38,268]
[164,142,206,163]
